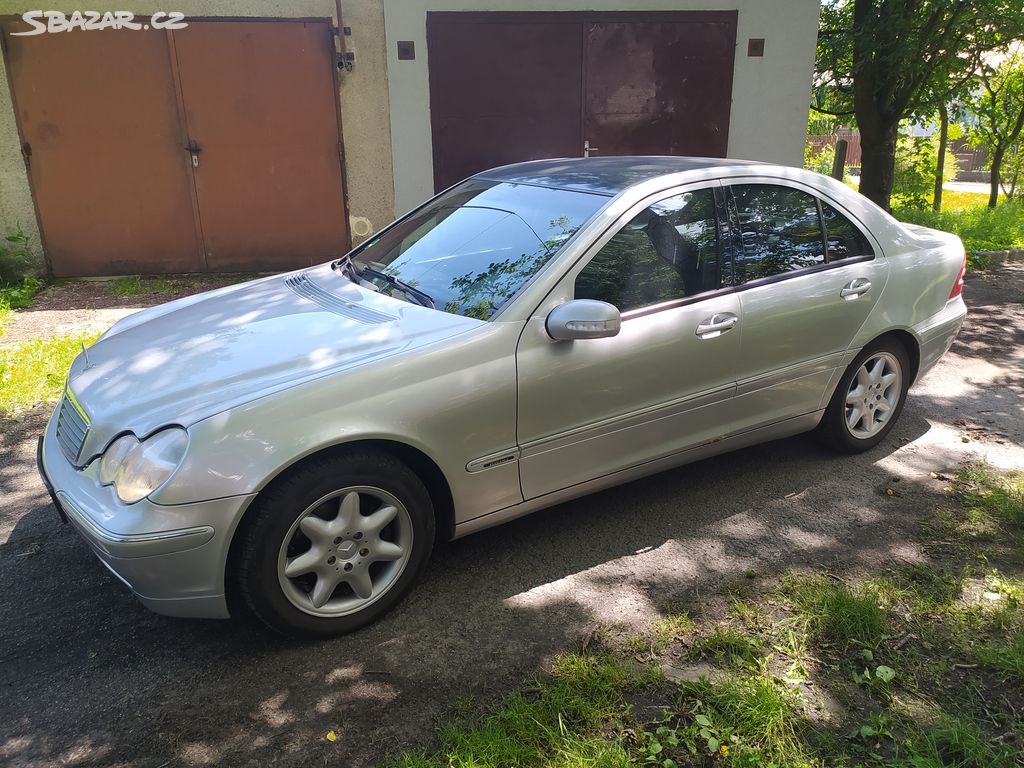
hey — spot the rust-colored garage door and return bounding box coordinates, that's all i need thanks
[427,11,737,192]
[2,19,348,276]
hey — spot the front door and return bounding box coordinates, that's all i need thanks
[724,181,889,427]
[516,184,741,500]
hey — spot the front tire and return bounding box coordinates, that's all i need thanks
[234,449,435,639]
[817,338,911,454]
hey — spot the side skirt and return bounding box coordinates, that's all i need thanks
[451,410,824,540]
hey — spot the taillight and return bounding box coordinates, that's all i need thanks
[949,252,966,299]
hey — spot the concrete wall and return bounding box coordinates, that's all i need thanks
[0,0,394,270]
[383,0,821,214]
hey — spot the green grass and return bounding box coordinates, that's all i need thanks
[893,200,1024,258]
[392,653,652,768]
[959,464,1024,529]
[109,276,176,297]
[0,275,43,336]
[975,629,1024,681]
[783,575,888,650]
[691,626,764,667]
[915,714,1018,768]
[0,331,99,415]
[652,613,696,652]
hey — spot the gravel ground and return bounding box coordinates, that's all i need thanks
[0,266,1022,768]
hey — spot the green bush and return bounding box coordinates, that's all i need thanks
[893,135,958,209]
[894,201,1024,259]
[0,227,36,287]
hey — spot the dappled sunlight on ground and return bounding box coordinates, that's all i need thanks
[0,264,1021,766]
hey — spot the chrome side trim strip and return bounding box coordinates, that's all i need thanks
[466,449,520,473]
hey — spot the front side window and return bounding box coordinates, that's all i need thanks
[731,184,826,284]
[574,188,721,313]
[821,201,874,260]
[352,180,606,320]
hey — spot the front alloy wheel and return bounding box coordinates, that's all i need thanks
[278,487,413,617]
[234,450,434,638]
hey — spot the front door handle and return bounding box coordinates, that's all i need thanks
[840,278,871,300]
[695,312,738,339]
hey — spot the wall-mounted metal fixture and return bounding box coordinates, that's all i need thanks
[747,38,765,56]
[338,51,355,71]
[397,40,416,60]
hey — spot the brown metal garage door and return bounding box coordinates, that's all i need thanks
[2,19,348,276]
[427,11,737,192]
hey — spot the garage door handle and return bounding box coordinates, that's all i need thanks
[695,313,738,339]
[840,278,871,300]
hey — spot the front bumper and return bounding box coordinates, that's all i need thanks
[38,406,255,619]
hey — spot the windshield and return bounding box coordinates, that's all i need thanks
[350,180,607,320]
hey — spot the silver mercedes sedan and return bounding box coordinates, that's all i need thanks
[38,157,967,637]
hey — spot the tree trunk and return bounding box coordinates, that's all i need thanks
[989,144,1004,208]
[933,102,948,212]
[858,121,899,211]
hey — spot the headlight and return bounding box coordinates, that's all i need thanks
[98,428,188,503]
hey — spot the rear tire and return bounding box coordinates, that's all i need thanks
[816,337,911,454]
[233,449,434,639]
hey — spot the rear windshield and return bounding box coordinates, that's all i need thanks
[352,180,607,320]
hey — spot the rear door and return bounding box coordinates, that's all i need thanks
[724,181,888,427]
[515,183,741,499]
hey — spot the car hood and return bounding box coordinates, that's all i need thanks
[65,264,482,452]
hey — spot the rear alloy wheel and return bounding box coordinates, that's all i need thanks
[817,339,910,453]
[844,352,902,440]
[235,450,434,638]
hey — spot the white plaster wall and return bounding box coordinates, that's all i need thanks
[383,0,821,214]
[0,0,394,269]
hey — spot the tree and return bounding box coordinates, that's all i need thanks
[814,0,1023,211]
[968,53,1024,208]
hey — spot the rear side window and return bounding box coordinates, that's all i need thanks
[731,184,826,284]
[821,201,874,260]
[575,188,720,313]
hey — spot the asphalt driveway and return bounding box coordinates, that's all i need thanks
[1,265,1022,768]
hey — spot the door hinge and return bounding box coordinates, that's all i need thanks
[21,141,31,169]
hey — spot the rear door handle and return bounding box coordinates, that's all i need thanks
[840,278,871,300]
[695,312,738,339]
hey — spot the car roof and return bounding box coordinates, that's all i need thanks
[472,156,768,196]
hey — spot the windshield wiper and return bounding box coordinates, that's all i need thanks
[358,264,436,309]
[330,254,360,284]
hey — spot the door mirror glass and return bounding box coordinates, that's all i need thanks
[546,300,622,341]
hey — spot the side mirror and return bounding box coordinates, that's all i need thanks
[546,299,622,341]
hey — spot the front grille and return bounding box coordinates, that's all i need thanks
[55,390,89,464]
